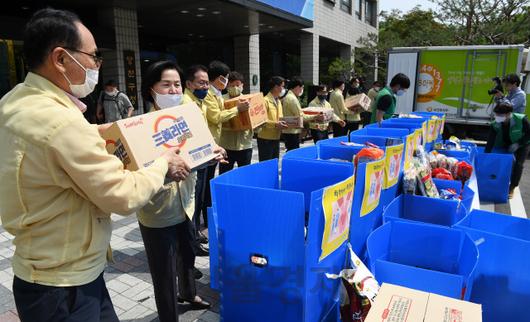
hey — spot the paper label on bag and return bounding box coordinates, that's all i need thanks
[384,144,404,189]
[361,159,385,217]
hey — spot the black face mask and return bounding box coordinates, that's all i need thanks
[318,95,327,101]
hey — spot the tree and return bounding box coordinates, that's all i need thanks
[355,7,454,82]
[430,0,530,45]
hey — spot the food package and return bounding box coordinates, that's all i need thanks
[413,146,430,169]
[455,161,473,182]
[432,168,454,180]
[303,106,335,123]
[436,153,448,169]
[403,168,417,195]
[440,188,460,201]
[445,136,462,150]
[340,141,365,147]
[428,152,438,169]
[326,244,380,322]
[412,159,439,198]
[446,157,458,175]
[354,147,385,167]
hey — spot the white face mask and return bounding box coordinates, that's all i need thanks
[105,90,117,96]
[396,89,406,96]
[495,115,507,123]
[299,89,304,97]
[280,88,287,97]
[153,91,183,109]
[62,50,99,98]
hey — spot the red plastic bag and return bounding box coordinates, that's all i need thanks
[432,167,454,180]
[354,147,384,167]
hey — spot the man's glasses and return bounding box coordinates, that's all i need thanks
[63,47,103,66]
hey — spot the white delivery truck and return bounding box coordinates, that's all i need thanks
[387,45,530,139]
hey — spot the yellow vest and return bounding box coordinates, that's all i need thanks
[203,87,239,144]
[219,93,254,151]
[258,92,283,140]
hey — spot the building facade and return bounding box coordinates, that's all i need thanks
[0,0,378,115]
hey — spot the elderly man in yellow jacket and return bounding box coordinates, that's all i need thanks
[308,84,346,143]
[0,9,192,322]
[257,76,289,161]
[198,61,249,241]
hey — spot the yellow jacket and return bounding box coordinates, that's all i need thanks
[329,89,348,120]
[220,93,253,151]
[184,88,207,119]
[137,105,197,228]
[281,90,313,134]
[307,97,341,131]
[258,92,283,140]
[204,87,238,144]
[0,72,168,286]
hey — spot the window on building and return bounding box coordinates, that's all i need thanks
[355,0,362,19]
[365,0,377,27]
[340,0,352,14]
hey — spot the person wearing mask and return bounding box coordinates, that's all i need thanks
[0,9,189,321]
[485,100,530,198]
[139,61,214,320]
[494,74,527,114]
[281,76,313,151]
[307,84,345,143]
[96,79,134,122]
[258,76,289,161]
[200,61,249,238]
[364,81,383,125]
[219,71,254,173]
[344,77,362,132]
[329,80,349,137]
[370,73,410,125]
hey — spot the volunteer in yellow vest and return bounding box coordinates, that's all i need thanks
[307,84,346,143]
[329,80,349,137]
[370,73,410,125]
[344,77,362,132]
[219,71,254,173]
[281,77,314,151]
[139,61,212,320]
[184,64,215,256]
[0,9,189,321]
[485,100,530,198]
[258,76,289,161]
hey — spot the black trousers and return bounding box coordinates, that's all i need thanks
[13,273,118,322]
[282,133,301,151]
[193,164,216,231]
[360,111,372,126]
[332,123,348,138]
[511,144,530,188]
[139,219,196,322]
[219,148,253,174]
[310,129,329,144]
[345,121,360,133]
[257,138,280,161]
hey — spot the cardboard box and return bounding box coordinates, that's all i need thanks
[101,102,217,170]
[280,116,303,128]
[345,93,372,112]
[365,283,482,322]
[303,107,335,123]
[223,93,267,130]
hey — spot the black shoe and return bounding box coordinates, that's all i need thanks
[195,244,209,257]
[194,267,203,280]
[197,231,209,244]
[178,296,211,309]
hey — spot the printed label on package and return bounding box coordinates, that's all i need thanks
[361,159,385,217]
[384,144,404,189]
[152,115,193,148]
[320,175,355,262]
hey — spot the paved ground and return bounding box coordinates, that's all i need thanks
[0,138,527,321]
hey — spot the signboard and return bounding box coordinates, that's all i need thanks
[384,144,404,189]
[320,175,354,261]
[255,0,314,21]
[361,159,385,217]
[123,50,138,109]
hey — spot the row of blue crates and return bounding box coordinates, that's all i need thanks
[208,112,525,322]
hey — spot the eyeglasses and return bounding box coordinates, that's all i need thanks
[63,47,103,66]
